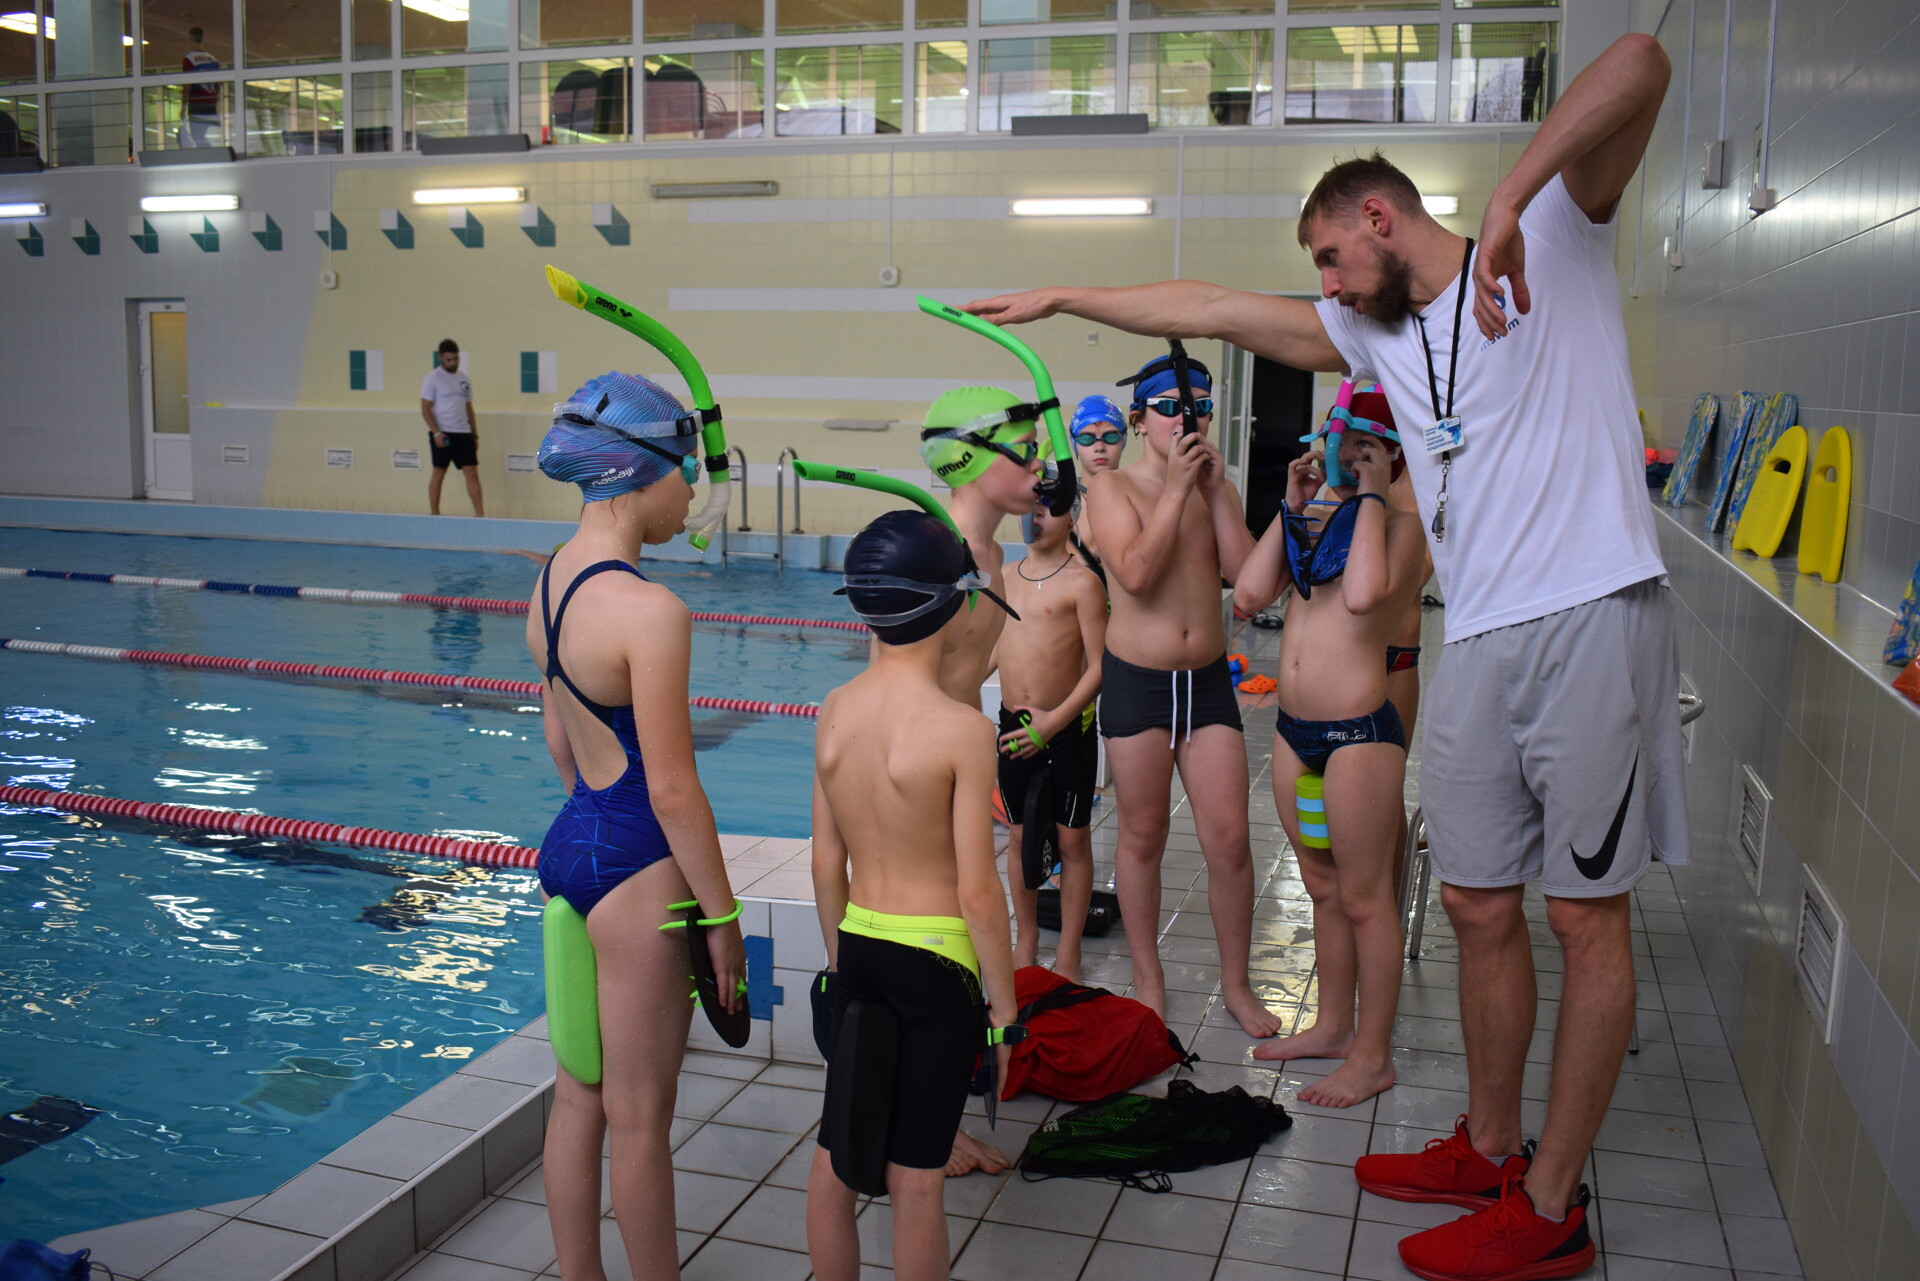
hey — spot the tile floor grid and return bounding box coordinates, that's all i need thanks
[385,611,1804,1281]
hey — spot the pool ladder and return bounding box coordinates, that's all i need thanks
[718,446,807,570]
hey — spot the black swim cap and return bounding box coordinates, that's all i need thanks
[838,510,1013,645]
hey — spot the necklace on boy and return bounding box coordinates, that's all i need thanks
[1015,555,1073,589]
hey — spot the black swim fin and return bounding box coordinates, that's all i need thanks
[0,1096,101,1166]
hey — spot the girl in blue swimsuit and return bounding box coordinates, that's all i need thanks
[528,372,745,1281]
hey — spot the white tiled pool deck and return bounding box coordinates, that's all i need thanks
[376,614,1805,1281]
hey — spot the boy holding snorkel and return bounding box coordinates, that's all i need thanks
[1234,383,1427,1108]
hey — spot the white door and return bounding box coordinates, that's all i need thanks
[139,301,192,500]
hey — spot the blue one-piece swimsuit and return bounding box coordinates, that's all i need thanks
[537,560,674,916]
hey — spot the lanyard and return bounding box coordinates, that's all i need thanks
[1411,236,1473,543]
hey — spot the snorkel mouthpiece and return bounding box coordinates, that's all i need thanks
[1166,339,1201,437]
[545,265,731,549]
[916,297,1076,516]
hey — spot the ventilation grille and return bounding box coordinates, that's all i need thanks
[1736,765,1770,895]
[1795,867,1845,1044]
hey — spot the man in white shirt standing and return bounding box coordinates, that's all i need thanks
[964,34,1680,1281]
[421,339,485,516]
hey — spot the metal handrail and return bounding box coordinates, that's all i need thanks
[729,445,751,531]
[776,446,804,534]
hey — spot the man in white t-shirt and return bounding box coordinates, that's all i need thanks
[421,339,485,516]
[964,35,1678,1281]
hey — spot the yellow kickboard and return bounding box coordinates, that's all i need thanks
[1798,426,1852,583]
[1731,424,1807,557]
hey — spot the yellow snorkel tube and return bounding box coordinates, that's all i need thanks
[915,297,1077,516]
[545,266,731,550]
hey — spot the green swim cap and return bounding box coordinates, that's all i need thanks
[921,387,1040,487]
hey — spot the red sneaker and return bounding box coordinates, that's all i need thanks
[1354,1116,1530,1209]
[1397,1180,1596,1281]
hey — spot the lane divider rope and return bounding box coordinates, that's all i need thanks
[0,783,537,869]
[0,567,869,633]
[0,639,822,721]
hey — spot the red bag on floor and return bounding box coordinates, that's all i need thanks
[1000,966,1195,1102]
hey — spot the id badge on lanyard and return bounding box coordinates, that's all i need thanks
[1413,237,1474,544]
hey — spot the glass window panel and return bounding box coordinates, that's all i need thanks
[775,44,900,134]
[1457,1,1556,8]
[49,1,132,80]
[142,80,233,149]
[642,51,763,139]
[645,0,761,42]
[406,0,510,56]
[352,69,392,150]
[48,88,131,164]
[353,0,391,58]
[981,0,1112,25]
[1,92,40,160]
[403,63,511,141]
[980,35,1113,130]
[141,2,231,76]
[1284,24,1435,124]
[914,40,965,132]
[523,56,629,142]
[1288,0,1433,9]
[778,0,900,35]
[1452,21,1554,123]
[1131,0,1271,14]
[244,74,344,155]
[917,0,964,28]
[1129,29,1270,127]
[0,16,33,84]
[520,0,630,49]
[243,0,340,66]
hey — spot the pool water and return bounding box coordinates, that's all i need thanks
[0,528,864,1241]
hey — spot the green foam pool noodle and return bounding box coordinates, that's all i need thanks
[1295,773,1331,850]
[543,896,602,1084]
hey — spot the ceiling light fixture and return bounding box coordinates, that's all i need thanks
[411,186,526,205]
[1010,197,1153,218]
[140,194,240,212]
[1422,195,1460,216]
[0,201,48,218]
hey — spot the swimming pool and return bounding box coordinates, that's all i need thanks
[0,527,864,1241]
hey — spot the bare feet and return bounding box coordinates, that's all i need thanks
[1051,952,1082,985]
[945,1129,1010,1178]
[1250,1021,1353,1062]
[1222,985,1285,1038]
[1014,939,1038,971]
[1129,969,1167,1021]
[1294,1057,1395,1108]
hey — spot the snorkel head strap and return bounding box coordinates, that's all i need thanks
[546,265,731,550]
[1117,347,1213,437]
[916,297,1076,517]
[1303,378,1401,488]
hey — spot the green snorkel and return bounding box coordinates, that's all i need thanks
[545,265,731,550]
[914,297,1077,516]
[789,463,962,537]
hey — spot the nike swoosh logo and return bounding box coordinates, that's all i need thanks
[1571,755,1637,881]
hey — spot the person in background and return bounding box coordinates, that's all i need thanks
[181,27,222,147]
[421,339,486,517]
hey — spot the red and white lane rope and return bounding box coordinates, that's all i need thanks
[0,567,870,634]
[0,783,537,869]
[0,639,822,720]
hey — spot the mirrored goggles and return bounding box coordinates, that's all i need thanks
[1074,429,1126,447]
[1146,397,1213,418]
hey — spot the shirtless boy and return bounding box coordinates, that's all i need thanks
[1082,353,1280,1037]
[808,511,1022,1281]
[1234,390,1427,1108]
[993,480,1106,980]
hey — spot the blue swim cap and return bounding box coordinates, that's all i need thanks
[538,372,699,503]
[1119,354,1212,407]
[1071,395,1126,434]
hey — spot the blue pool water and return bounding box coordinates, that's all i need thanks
[0,528,864,1240]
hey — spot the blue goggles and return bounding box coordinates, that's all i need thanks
[1074,428,1126,447]
[1146,396,1213,418]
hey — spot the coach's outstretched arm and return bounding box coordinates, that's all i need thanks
[1473,33,1671,339]
[963,280,1347,375]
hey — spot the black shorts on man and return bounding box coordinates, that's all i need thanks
[429,431,478,471]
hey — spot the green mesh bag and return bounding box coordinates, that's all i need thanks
[1018,1080,1291,1192]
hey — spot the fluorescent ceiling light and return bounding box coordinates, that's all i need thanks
[412,186,525,205]
[1422,195,1460,216]
[141,194,240,212]
[0,201,47,218]
[651,181,779,199]
[0,13,139,42]
[1010,197,1153,218]
[402,0,470,19]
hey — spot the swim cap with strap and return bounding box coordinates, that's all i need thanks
[1117,352,1212,408]
[539,372,700,502]
[837,509,1017,644]
[921,386,1048,488]
[1071,395,1127,435]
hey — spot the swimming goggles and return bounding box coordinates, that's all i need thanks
[1146,397,1213,419]
[1279,493,1383,600]
[919,420,1042,470]
[834,569,1017,627]
[1074,429,1126,447]
[555,411,700,484]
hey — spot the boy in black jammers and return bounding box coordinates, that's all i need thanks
[807,511,1021,1281]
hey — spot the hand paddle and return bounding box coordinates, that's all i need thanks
[663,899,751,1048]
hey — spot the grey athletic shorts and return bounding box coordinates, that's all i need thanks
[1421,578,1691,898]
